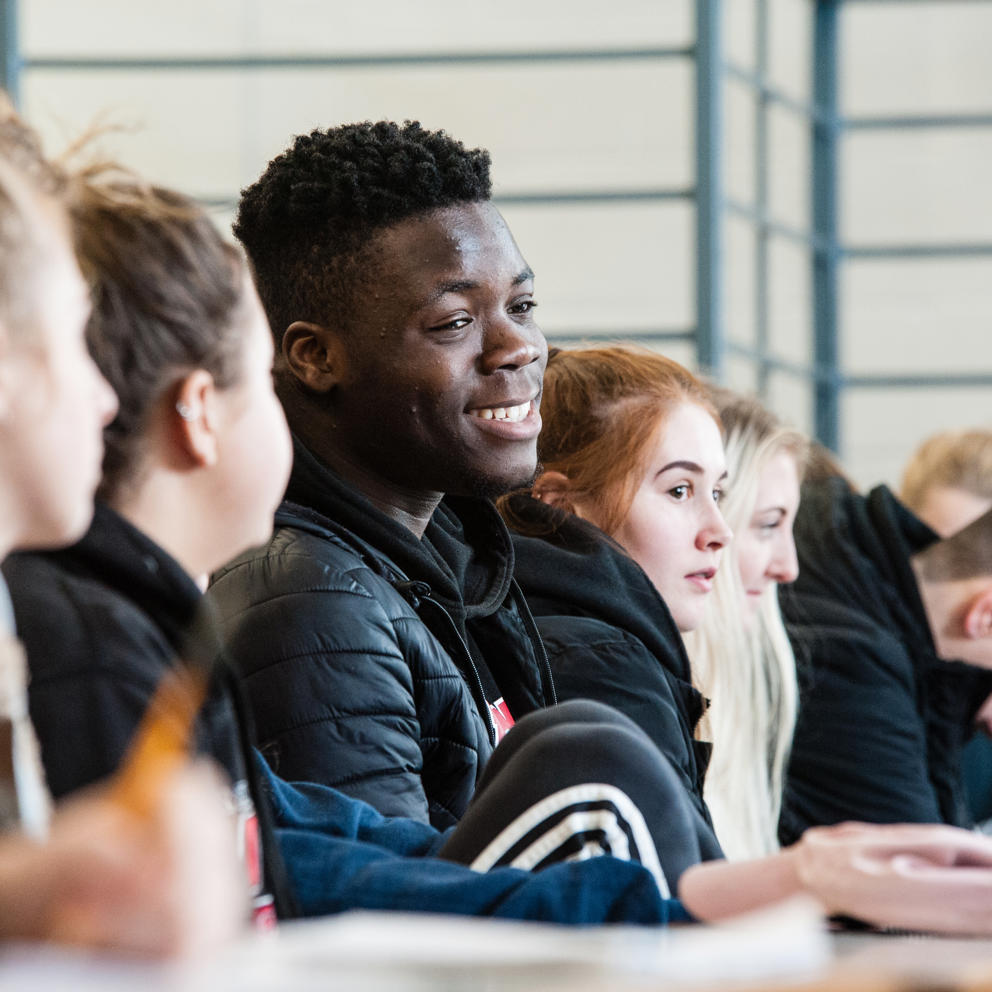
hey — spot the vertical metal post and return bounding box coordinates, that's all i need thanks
[695,0,725,379]
[755,0,770,395]
[812,0,841,451]
[0,0,19,105]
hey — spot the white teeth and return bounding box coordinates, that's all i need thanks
[473,402,529,423]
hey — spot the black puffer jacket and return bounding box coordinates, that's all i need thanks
[505,495,722,861]
[208,437,555,830]
[779,480,992,844]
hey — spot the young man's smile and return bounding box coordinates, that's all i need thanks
[318,200,547,508]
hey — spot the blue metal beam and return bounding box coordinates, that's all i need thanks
[23,46,694,72]
[725,341,992,390]
[0,0,18,104]
[546,328,698,345]
[846,112,992,129]
[846,241,992,259]
[726,199,835,253]
[695,0,725,379]
[845,372,992,388]
[493,188,695,206]
[199,187,696,214]
[812,0,842,451]
[754,0,771,394]
[724,62,831,125]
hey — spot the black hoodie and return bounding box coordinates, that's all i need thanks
[779,479,992,844]
[505,494,722,861]
[208,435,555,830]
[2,501,296,919]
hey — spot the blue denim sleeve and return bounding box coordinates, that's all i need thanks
[257,751,686,925]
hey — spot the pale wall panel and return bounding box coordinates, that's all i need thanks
[22,0,692,55]
[843,259,992,376]
[843,130,992,244]
[843,388,992,492]
[499,201,693,338]
[844,2,992,116]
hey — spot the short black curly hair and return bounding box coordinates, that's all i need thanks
[234,120,492,345]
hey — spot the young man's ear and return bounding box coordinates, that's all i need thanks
[173,369,219,467]
[532,471,573,510]
[963,583,992,641]
[282,322,344,393]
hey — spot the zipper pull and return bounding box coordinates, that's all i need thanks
[395,580,432,609]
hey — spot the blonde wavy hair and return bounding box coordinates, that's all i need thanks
[684,388,807,860]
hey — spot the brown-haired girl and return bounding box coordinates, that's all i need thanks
[503,345,730,859]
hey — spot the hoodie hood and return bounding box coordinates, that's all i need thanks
[504,493,693,685]
[48,501,205,658]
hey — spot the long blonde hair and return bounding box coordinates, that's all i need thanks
[684,389,807,860]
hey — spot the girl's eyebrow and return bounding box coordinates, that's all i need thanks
[658,460,729,484]
[659,460,704,474]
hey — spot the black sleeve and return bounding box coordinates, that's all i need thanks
[210,558,434,824]
[781,621,940,845]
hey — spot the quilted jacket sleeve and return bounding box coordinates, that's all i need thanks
[209,532,446,825]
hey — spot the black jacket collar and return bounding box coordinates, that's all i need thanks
[284,434,516,625]
[23,502,224,671]
[44,502,202,652]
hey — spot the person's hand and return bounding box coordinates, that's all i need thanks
[794,821,992,935]
[0,760,248,956]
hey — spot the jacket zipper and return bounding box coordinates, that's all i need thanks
[404,589,497,749]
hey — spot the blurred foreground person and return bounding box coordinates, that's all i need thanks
[0,140,245,954]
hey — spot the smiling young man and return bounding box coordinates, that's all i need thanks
[208,121,557,830]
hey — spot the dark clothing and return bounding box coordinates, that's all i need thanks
[440,700,710,887]
[962,731,992,824]
[2,503,692,925]
[505,495,722,861]
[2,503,294,917]
[779,480,992,844]
[4,503,241,797]
[208,436,555,829]
[264,751,692,924]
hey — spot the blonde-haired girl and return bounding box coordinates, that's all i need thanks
[685,389,807,859]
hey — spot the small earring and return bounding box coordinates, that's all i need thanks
[176,402,196,421]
